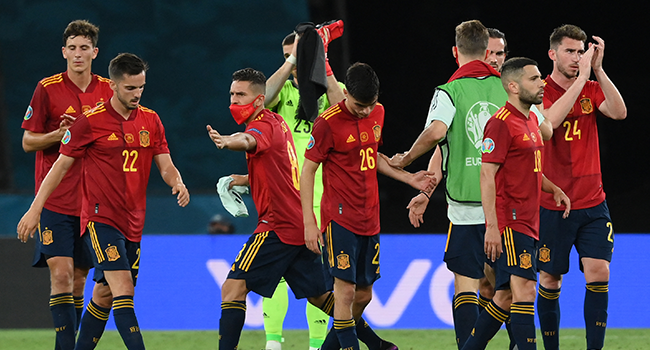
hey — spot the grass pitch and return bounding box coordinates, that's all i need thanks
[1,328,649,349]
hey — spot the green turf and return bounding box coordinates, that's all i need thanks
[1,328,649,349]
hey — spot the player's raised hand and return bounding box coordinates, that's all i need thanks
[590,35,605,71]
[484,226,502,262]
[411,170,437,193]
[17,208,41,243]
[172,182,190,207]
[578,44,595,80]
[387,152,409,169]
[304,222,322,255]
[206,125,227,149]
[407,192,430,228]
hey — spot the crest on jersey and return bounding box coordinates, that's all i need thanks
[373,124,382,142]
[139,130,150,147]
[337,253,350,270]
[307,135,315,150]
[519,252,532,269]
[42,229,53,245]
[124,133,135,143]
[360,132,369,143]
[580,97,593,114]
[481,138,495,153]
[24,106,33,120]
[62,130,71,144]
[539,246,551,263]
[105,245,121,262]
[466,101,500,149]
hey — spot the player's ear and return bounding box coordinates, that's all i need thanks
[548,48,556,62]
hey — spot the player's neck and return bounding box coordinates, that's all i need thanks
[66,68,93,92]
[109,97,132,120]
[508,98,532,118]
[550,69,576,91]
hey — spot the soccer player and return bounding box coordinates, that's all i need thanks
[486,28,508,72]
[301,62,435,350]
[461,57,570,350]
[18,53,190,350]
[536,24,627,350]
[207,67,343,350]
[19,19,112,350]
[262,25,344,350]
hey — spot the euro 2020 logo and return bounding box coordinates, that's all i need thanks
[466,101,499,149]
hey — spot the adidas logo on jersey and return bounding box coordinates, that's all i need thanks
[523,134,530,141]
[65,106,76,114]
[107,133,119,141]
[346,134,356,143]
[286,100,294,106]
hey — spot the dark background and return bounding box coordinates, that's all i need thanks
[0,0,645,235]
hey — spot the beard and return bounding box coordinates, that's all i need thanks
[520,88,543,106]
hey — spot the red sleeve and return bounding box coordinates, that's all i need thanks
[304,116,333,164]
[21,83,50,133]
[153,113,170,155]
[481,118,512,165]
[245,118,274,155]
[588,81,606,110]
[60,116,93,159]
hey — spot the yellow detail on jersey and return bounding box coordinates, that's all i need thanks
[137,105,156,114]
[494,109,510,121]
[321,105,341,120]
[523,134,530,141]
[346,134,356,143]
[65,106,77,114]
[139,130,150,147]
[40,74,63,88]
[97,76,111,83]
[84,104,106,118]
[359,147,376,171]
[108,133,119,141]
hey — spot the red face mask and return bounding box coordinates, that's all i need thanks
[229,95,262,124]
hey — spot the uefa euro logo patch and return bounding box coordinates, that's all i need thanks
[307,135,315,150]
[61,130,71,144]
[481,138,495,153]
[24,106,33,120]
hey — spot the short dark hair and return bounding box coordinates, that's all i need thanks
[550,24,587,50]
[500,57,538,88]
[232,68,266,94]
[488,28,508,54]
[455,20,489,57]
[109,53,149,81]
[282,33,296,46]
[63,20,99,47]
[345,63,380,104]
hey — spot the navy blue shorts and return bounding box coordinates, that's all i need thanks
[32,207,93,268]
[494,228,538,291]
[83,221,140,286]
[227,230,327,299]
[538,200,613,275]
[444,223,488,279]
[322,221,380,287]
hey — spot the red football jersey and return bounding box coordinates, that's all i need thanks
[305,101,385,236]
[482,102,544,239]
[541,76,606,210]
[21,72,113,216]
[245,110,305,246]
[60,101,170,242]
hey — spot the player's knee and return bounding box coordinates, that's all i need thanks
[50,267,74,292]
[583,259,610,283]
[221,278,249,302]
[539,271,562,289]
[353,286,373,308]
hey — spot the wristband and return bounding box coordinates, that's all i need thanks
[286,54,297,65]
[419,191,430,200]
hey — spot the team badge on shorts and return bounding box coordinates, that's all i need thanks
[337,253,350,270]
[139,130,150,147]
[105,245,121,262]
[373,124,382,142]
[24,106,33,120]
[519,251,532,269]
[481,138,495,153]
[539,245,551,263]
[580,97,593,114]
[42,229,53,245]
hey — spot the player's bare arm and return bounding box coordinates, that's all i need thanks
[206,125,257,151]
[265,36,299,108]
[153,154,190,207]
[407,146,443,228]
[22,114,76,152]
[541,174,571,219]
[17,154,76,242]
[590,36,627,120]
[377,153,436,192]
[388,120,447,169]
[480,161,502,262]
[300,158,322,255]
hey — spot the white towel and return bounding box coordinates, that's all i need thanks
[216,176,250,217]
